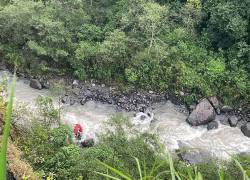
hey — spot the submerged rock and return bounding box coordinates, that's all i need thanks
[29,79,42,90]
[207,121,218,130]
[177,142,212,164]
[187,99,216,126]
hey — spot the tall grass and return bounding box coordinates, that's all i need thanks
[0,74,16,180]
[95,152,250,180]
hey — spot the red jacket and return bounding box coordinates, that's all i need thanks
[73,124,83,136]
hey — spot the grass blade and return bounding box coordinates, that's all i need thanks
[218,167,225,180]
[167,152,176,180]
[134,156,143,180]
[232,157,250,180]
[97,160,132,180]
[0,74,16,180]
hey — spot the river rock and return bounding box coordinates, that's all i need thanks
[187,99,216,126]
[72,80,79,87]
[80,97,87,105]
[241,123,250,137]
[40,80,50,89]
[221,105,233,113]
[177,142,212,164]
[72,88,80,96]
[70,98,75,106]
[207,121,218,130]
[61,96,70,104]
[84,90,93,98]
[81,138,94,148]
[228,115,238,127]
[208,96,220,114]
[29,79,42,90]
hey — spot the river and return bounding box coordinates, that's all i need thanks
[1,70,250,161]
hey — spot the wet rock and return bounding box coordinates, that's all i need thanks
[72,88,80,96]
[61,96,70,104]
[216,114,229,126]
[41,80,50,89]
[188,104,196,112]
[29,79,42,90]
[16,72,25,78]
[72,80,79,87]
[84,90,93,98]
[228,115,238,127]
[138,104,146,112]
[241,123,250,137]
[81,138,94,148]
[80,97,87,105]
[70,98,75,106]
[221,105,233,113]
[177,142,212,164]
[237,118,246,128]
[207,121,218,130]
[187,99,216,126]
[208,96,220,114]
[178,149,212,164]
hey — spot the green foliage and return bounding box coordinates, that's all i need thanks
[42,145,82,179]
[17,121,53,169]
[0,0,249,105]
[36,95,59,126]
[0,74,15,180]
[50,125,72,148]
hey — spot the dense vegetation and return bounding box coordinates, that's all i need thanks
[0,1,250,179]
[10,107,250,180]
[0,0,249,104]
[0,77,249,179]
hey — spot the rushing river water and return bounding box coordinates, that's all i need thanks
[1,70,250,160]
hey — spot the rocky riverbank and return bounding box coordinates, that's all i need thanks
[2,66,250,163]
[7,61,250,139]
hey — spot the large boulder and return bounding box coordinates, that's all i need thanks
[241,123,250,137]
[29,79,42,90]
[208,96,220,114]
[187,99,216,126]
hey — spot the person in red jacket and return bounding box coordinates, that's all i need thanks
[73,124,83,141]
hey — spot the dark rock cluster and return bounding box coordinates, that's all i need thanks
[61,82,165,112]
[186,96,250,138]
